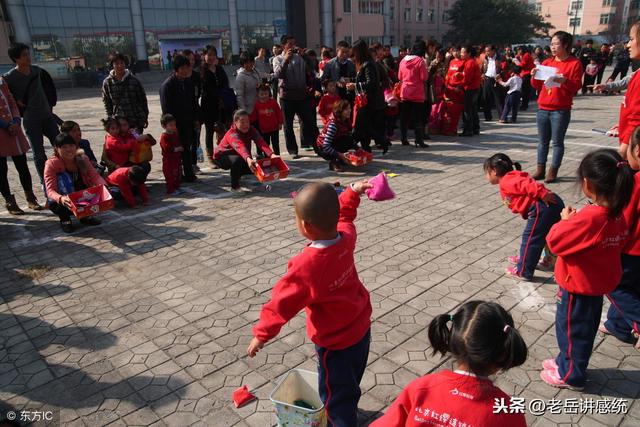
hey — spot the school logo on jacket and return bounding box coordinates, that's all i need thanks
[502,196,512,209]
[450,388,475,400]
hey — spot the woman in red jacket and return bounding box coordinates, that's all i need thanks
[542,149,633,390]
[617,21,640,160]
[459,45,482,137]
[530,31,584,183]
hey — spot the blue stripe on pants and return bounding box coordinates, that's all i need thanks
[316,329,370,427]
[517,198,564,279]
[605,253,640,344]
[555,288,603,387]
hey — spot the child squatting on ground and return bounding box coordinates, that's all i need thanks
[247,180,374,426]
[484,153,563,281]
[159,114,183,195]
[371,301,528,427]
[541,148,633,390]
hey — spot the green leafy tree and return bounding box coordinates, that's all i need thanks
[445,0,553,45]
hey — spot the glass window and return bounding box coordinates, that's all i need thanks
[90,8,106,27]
[570,1,583,10]
[404,7,411,22]
[28,8,48,27]
[47,7,64,26]
[77,8,91,25]
[117,9,132,26]
[416,7,423,22]
[599,13,610,24]
[344,0,351,13]
[569,17,581,26]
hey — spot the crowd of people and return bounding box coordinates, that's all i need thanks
[4,23,640,426]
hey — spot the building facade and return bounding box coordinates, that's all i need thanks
[2,0,289,69]
[388,0,453,47]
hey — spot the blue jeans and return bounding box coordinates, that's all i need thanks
[517,199,564,279]
[605,254,640,344]
[536,109,571,168]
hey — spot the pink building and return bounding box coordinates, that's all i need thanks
[388,0,453,46]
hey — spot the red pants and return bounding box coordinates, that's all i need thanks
[163,156,181,193]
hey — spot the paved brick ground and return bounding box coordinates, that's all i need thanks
[1,82,639,427]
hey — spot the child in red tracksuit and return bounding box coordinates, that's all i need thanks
[107,165,149,208]
[484,153,563,281]
[371,300,527,427]
[248,180,373,427]
[101,117,133,173]
[602,127,640,349]
[317,80,341,126]
[250,84,284,155]
[160,114,183,195]
[541,149,633,390]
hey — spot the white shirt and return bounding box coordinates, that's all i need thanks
[503,75,523,94]
[485,56,497,78]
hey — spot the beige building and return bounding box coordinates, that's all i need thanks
[388,0,453,46]
[531,0,640,40]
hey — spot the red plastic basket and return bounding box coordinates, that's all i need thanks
[344,149,373,167]
[255,158,290,182]
[68,185,114,219]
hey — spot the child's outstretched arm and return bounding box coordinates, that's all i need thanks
[338,180,373,224]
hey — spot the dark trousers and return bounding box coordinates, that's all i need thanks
[520,75,532,109]
[320,135,355,161]
[281,98,317,155]
[582,74,597,94]
[23,113,60,183]
[605,254,640,344]
[462,89,480,134]
[501,91,522,123]
[177,121,196,181]
[516,199,563,279]
[555,287,602,388]
[49,200,73,222]
[482,77,503,121]
[190,125,201,165]
[354,106,387,152]
[0,154,33,199]
[596,67,606,84]
[261,130,280,155]
[316,329,370,427]
[213,154,252,188]
[385,114,396,137]
[400,101,425,144]
[609,67,629,82]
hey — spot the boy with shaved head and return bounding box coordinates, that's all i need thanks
[248,180,373,426]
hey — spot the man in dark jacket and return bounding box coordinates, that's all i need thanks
[160,54,200,182]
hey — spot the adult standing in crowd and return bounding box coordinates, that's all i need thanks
[254,47,271,81]
[616,22,640,160]
[235,52,261,116]
[270,45,282,100]
[578,39,596,95]
[460,45,482,137]
[530,31,583,183]
[273,35,317,158]
[102,52,149,134]
[200,46,232,161]
[517,46,534,110]
[0,74,42,214]
[481,45,503,122]
[160,54,199,182]
[183,49,202,172]
[398,42,429,148]
[322,40,356,103]
[609,43,631,83]
[347,39,389,153]
[4,43,59,183]
[595,44,611,85]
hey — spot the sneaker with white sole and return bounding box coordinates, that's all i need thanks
[542,358,559,372]
[507,254,554,271]
[504,266,531,281]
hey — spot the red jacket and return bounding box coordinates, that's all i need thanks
[369,370,526,427]
[531,56,583,111]
[104,133,134,167]
[518,53,535,76]
[618,70,640,146]
[317,93,341,125]
[462,59,481,91]
[398,55,428,102]
[623,172,640,255]
[547,205,629,295]
[499,171,550,218]
[159,132,181,159]
[252,188,372,350]
[107,167,149,208]
[213,124,273,161]
[250,99,284,134]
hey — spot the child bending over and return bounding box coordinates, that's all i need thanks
[106,165,149,208]
[316,100,355,172]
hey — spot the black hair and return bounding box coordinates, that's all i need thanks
[321,50,333,59]
[337,40,350,50]
[160,114,176,127]
[257,83,272,94]
[280,34,295,44]
[60,120,79,133]
[182,48,194,57]
[630,126,640,154]
[512,65,522,74]
[101,116,118,131]
[114,115,130,126]
[586,39,594,45]
[108,52,128,67]
[577,149,634,218]
[428,300,528,376]
[8,43,29,63]
[128,165,147,185]
[172,54,190,71]
[483,153,522,177]
[462,45,476,58]
[53,132,77,148]
[552,31,573,53]
[239,51,254,66]
[410,41,426,57]
[352,39,372,65]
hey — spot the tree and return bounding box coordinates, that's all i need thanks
[445,0,553,46]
